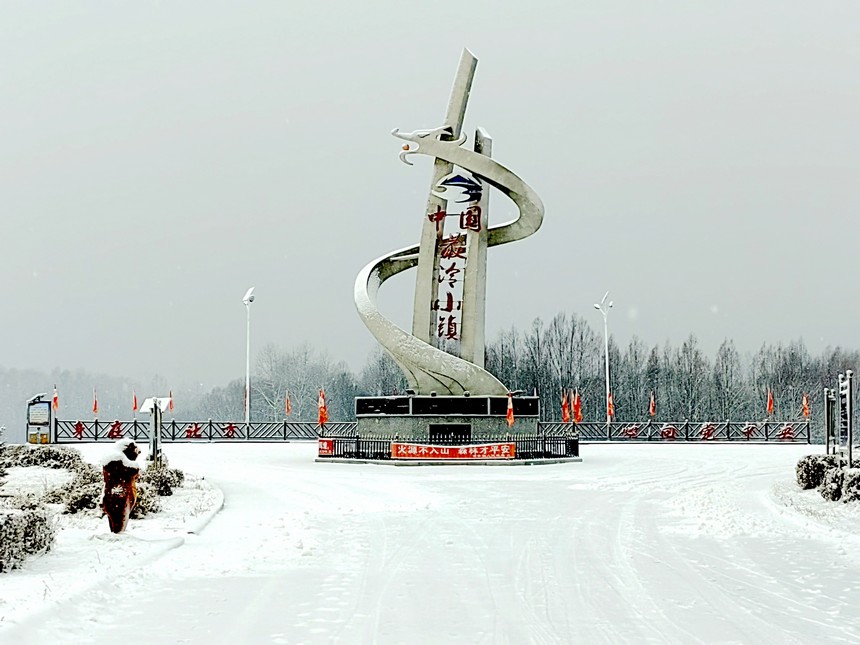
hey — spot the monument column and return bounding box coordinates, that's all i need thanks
[411,49,477,346]
[458,127,491,368]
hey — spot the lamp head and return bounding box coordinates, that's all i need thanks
[242,287,255,305]
[593,303,600,310]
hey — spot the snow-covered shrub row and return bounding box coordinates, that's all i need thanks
[130,482,161,518]
[0,505,55,573]
[0,444,88,472]
[819,467,845,502]
[40,459,161,518]
[141,461,185,497]
[823,467,860,504]
[842,469,860,503]
[41,462,103,514]
[795,454,841,490]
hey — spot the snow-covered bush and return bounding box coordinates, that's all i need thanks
[796,454,841,490]
[0,505,55,573]
[841,469,860,503]
[819,467,845,502]
[65,482,104,515]
[41,462,103,514]
[141,461,185,497]
[0,444,88,472]
[130,481,161,518]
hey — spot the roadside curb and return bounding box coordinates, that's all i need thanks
[186,481,225,535]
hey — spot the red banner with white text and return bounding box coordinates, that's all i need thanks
[318,438,333,456]
[391,442,516,460]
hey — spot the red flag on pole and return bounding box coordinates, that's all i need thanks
[318,389,328,426]
[767,389,774,416]
[801,392,810,418]
[52,385,59,413]
[506,392,515,427]
[92,388,99,417]
[573,390,583,424]
[132,389,138,413]
[561,392,571,423]
[169,390,175,413]
[285,392,292,416]
[608,392,615,419]
[649,391,656,417]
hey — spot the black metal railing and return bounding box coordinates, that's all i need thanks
[53,419,810,445]
[570,420,811,443]
[54,419,339,443]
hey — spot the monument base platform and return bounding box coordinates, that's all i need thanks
[317,395,579,463]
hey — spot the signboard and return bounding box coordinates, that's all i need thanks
[318,438,334,456]
[391,442,515,460]
[28,402,50,426]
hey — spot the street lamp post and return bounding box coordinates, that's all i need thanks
[593,291,613,426]
[242,287,255,426]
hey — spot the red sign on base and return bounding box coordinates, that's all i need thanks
[391,442,516,460]
[318,438,333,456]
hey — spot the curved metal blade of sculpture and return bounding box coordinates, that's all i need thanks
[354,126,545,396]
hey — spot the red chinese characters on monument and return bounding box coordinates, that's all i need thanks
[74,421,85,440]
[429,183,485,341]
[427,206,446,232]
[185,423,202,439]
[459,205,482,232]
[438,263,461,288]
[391,442,516,460]
[660,424,678,440]
[699,424,717,441]
[439,234,466,260]
[437,315,459,340]
[432,292,462,313]
[223,423,238,439]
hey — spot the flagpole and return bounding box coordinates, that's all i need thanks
[242,287,255,426]
[593,292,613,426]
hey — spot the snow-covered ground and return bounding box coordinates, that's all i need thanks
[2,442,859,644]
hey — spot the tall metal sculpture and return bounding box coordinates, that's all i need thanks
[354,49,544,396]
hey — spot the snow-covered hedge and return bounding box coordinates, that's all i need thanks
[141,461,185,497]
[0,503,55,573]
[41,461,101,513]
[130,482,161,518]
[39,453,162,518]
[819,467,845,502]
[841,469,860,503]
[796,454,841,490]
[0,444,89,472]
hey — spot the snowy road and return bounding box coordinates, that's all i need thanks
[8,443,860,644]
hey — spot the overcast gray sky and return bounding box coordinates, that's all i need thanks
[1,1,858,389]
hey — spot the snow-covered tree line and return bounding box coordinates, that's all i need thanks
[486,312,857,434]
